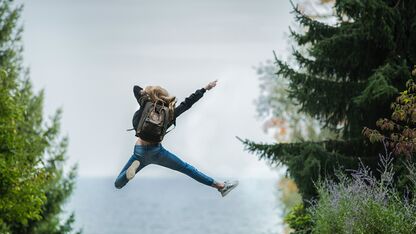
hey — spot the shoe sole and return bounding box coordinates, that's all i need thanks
[126,160,140,180]
[221,181,239,197]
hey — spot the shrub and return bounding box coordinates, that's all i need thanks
[310,146,416,233]
[284,203,313,234]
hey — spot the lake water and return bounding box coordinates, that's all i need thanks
[66,178,283,234]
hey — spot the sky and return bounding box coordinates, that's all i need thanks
[20,0,293,178]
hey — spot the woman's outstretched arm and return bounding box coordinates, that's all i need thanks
[174,80,217,119]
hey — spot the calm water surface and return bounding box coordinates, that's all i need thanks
[66,178,282,234]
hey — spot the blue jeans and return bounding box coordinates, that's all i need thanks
[114,143,215,189]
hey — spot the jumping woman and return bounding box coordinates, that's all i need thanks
[114,80,239,197]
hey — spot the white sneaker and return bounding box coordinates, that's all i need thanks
[218,180,239,197]
[126,160,140,180]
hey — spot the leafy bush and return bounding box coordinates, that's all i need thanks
[284,203,313,234]
[310,147,416,234]
[363,71,416,158]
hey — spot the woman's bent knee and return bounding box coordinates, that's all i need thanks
[114,180,124,189]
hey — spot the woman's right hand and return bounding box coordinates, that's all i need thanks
[205,80,218,91]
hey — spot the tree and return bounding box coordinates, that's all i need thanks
[363,71,416,158]
[0,1,78,233]
[256,59,338,143]
[243,0,416,201]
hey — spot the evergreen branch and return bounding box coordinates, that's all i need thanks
[275,58,365,129]
[241,137,381,200]
[289,0,338,46]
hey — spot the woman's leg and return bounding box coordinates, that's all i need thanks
[114,154,146,189]
[152,147,216,187]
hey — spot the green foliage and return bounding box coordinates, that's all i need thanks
[284,203,313,234]
[240,137,380,200]
[280,0,413,138]
[244,0,416,203]
[0,1,78,233]
[363,76,416,158]
[310,154,416,234]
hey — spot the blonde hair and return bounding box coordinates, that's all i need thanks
[143,86,176,121]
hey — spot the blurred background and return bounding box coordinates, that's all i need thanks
[20,0,294,233]
[22,0,291,179]
[6,0,413,233]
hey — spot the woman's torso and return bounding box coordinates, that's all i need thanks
[132,85,206,144]
[136,137,160,146]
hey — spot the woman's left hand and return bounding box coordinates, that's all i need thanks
[205,80,218,91]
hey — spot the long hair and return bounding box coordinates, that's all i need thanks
[143,86,176,121]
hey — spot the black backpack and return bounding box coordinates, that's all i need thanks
[133,100,173,142]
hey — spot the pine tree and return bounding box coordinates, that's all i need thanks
[243,0,416,201]
[0,1,78,233]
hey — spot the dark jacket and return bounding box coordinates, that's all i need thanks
[132,85,206,136]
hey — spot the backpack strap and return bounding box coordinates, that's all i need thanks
[165,124,176,134]
[164,117,176,135]
[136,102,154,135]
[138,94,150,106]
